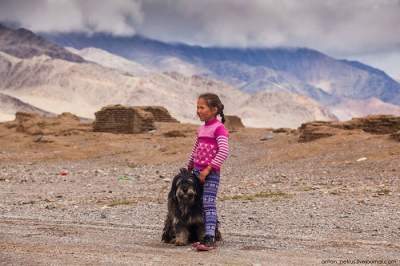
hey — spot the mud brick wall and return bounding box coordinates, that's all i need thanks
[93,105,155,134]
[225,115,245,131]
[136,106,179,123]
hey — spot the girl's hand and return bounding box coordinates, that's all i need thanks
[199,166,212,184]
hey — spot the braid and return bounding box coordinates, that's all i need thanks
[219,104,225,124]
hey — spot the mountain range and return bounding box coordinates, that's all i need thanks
[45,32,400,108]
[1,24,400,128]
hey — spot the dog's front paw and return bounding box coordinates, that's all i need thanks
[174,234,188,246]
[174,239,187,246]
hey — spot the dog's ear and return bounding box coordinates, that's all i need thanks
[179,167,189,177]
[169,172,181,200]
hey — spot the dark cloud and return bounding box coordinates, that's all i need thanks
[138,0,400,56]
[0,0,399,75]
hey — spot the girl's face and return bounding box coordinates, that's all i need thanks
[197,97,217,122]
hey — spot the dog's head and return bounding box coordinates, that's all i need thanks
[170,168,201,207]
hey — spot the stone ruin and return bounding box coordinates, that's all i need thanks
[298,114,400,142]
[0,111,90,143]
[135,106,179,123]
[224,115,245,132]
[93,105,154,134]
[93,105,179,134]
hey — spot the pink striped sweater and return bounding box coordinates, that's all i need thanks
[187,117,229,173]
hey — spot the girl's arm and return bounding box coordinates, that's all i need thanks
[209,126,229,171]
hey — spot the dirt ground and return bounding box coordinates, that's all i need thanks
[0,121,399,265]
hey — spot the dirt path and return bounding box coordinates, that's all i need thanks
[1,216,323,266]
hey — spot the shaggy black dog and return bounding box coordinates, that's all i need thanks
[161,168,221,245]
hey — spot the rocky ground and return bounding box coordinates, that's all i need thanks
[0,116,400,265]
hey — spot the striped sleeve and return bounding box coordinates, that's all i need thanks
[209,135,229,170]
[187,136,199,170]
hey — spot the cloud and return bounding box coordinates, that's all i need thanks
[0,0,399,56]
[138,0,400,56]
[0,0,143,36]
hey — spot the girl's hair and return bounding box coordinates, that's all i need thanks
[198,93,225,124]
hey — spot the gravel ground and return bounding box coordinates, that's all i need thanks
[0,123,399,265]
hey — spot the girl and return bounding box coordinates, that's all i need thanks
[187,93,229,251]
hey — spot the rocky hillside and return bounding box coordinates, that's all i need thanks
[0,24,84,62]
[0,92,54,122]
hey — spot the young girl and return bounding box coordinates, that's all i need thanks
[187,93,229,251]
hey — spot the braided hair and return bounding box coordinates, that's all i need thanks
[198,93,226,124]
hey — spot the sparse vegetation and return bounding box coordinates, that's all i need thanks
[221,191,291,201]
[107,198,137,207]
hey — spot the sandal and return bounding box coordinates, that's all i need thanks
[196,235,216,251]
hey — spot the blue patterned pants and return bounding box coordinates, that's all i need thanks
[193,168,220,237]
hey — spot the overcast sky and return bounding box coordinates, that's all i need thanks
[1,0,399,78]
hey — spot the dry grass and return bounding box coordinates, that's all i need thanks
[107,198,138,207]
[221,191,291,201]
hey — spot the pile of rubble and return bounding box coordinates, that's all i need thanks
[3,112,91,136]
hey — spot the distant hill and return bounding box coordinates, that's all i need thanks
[0,92,54,122]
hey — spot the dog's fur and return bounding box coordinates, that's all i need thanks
[161,168,221,245]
